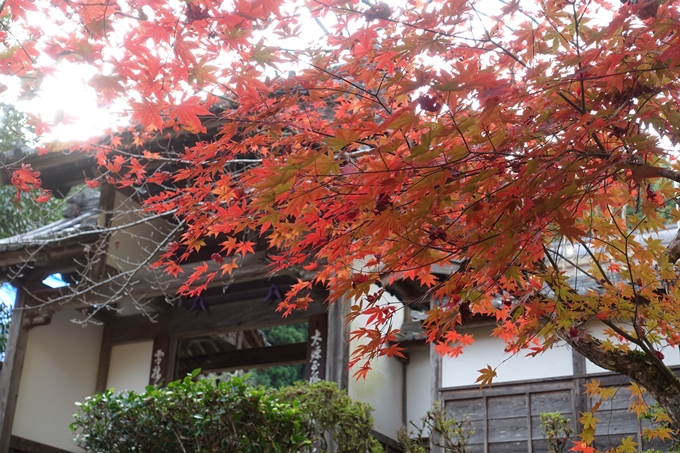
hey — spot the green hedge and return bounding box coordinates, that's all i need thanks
[72,374,383,453]
[72,372,307,452]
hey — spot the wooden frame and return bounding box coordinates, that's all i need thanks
[439,369,680,453]
[9,436,73,453]
[0,287,30,453]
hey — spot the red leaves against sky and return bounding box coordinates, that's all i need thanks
[5,0,680,389]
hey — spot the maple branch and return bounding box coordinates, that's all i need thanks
[617,162,680,185]
[575,237,613,286]
[557,92,585,115]
[545,247,600,284]
[572,0,587,114]
[566,333,680,429]
[24,219,185,321]
[472,6,528,70]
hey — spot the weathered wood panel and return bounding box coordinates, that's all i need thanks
[9,436,73,453]
[440,375,679,453]
[446,398,485,421]
[467,418,487,445]
[487,395,526,419]
[466,444,485,453]
[530,391,573,415]
[488,440,528,453]
[487,417,528,443]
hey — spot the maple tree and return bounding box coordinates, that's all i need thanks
[3,0,680,448]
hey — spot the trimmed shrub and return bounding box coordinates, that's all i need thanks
[72,372,308,453]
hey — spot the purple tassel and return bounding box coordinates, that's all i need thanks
[190,295,208,313]
[264,284,283,304]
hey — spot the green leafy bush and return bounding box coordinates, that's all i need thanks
[539,412,573,453]
[72,371,309,453]
[397,402,472,453]
[73,375,382,453]
[274,381,384,453]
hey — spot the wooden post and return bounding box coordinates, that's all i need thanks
[165,336,179,382]
[429,297,443,453]
[95,341,112,394]
[325,300,349,390]
[0,287,30,453]
[149,334,171,386]
[306,313,328,382]
[323,302,348,453]
[571,348,588,435]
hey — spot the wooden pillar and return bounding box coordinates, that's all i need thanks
[95,341,112,394]
[571,348,588,435]
[429,297,443,453]
[95,319,114,394]
[306,313,328,383]
[149,334,171,386]
[165,336,179,382]
[0,287,30,453]
[325,300,349,390]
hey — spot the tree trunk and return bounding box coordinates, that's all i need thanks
[568,334,680,430]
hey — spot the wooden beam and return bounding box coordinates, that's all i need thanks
[181,342,308,373]
[94,339,112,394]
[104,295,328,344]
[9,436,73,453]
[26,251,298,312]
[0,241,92,271]
[0,288,30,453]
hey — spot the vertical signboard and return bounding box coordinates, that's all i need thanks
[306,313,328,382]
[149,334,170,386]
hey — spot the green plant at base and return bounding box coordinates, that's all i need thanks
[71,371,309,453]
[397,402,472,453]
[273,380,384,453]
[72,375,382,453]
[539,412,574,453]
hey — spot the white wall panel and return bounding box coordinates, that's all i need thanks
[106,340,153,393]
[13,311,103,452]
[441,326,573,388]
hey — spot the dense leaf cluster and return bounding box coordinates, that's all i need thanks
[0,103,61,239]
[72,373,308,452]
[3,0,680,449]
[72,376,382,453]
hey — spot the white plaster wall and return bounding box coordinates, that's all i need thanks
[12,311,103,452]
[584,321,680,374]
[349,353,404,439]
[347,286,405,439]
[441,326,574,388]
[405,347,431,423]
[106,341,154,393]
